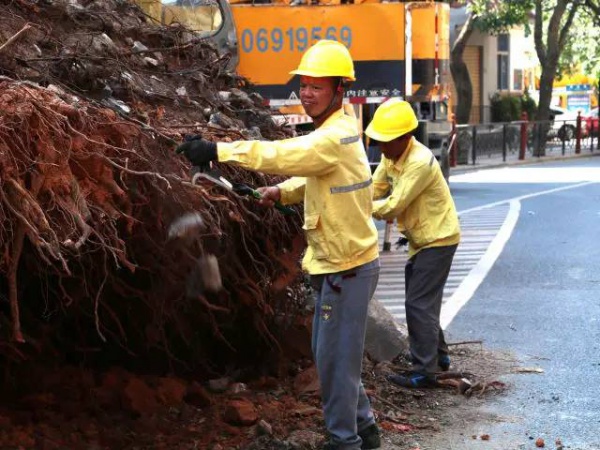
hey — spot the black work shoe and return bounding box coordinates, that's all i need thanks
[358,423,381,449]
[438,354,451,371]
[388,372,438,388]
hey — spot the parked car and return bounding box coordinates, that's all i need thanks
[549,106,587,140]
[584,108,599,137]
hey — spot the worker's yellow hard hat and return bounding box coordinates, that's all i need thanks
[365,98,418,142]
[290,40,356,81]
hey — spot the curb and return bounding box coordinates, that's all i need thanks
[450,151,600,175]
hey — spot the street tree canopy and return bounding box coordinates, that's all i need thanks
[557,1,600,79]
[532,0,588,155]
[469,0,534,35]
[583,0,600,26]
[452,0,599,129]
[451,1,533,124]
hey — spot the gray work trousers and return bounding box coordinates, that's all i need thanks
[311,258,380,449]
[405,244,457,375]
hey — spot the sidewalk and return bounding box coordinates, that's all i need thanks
[451,141,599,175]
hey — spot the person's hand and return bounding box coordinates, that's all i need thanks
[256,186,281,208]
[176,137,218,166]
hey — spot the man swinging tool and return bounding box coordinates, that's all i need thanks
[176,40,382,450]
[365,99,461,389]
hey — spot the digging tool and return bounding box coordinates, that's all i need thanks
[167,212,205,243]
[176,134,294,215]
[186,254,222,294]
[192,167,296,216]
[167,212,223,294]
[168,135,294,295]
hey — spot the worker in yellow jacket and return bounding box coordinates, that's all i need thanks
[366,98,460,389]
[177,40,381,450]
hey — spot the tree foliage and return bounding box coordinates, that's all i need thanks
[451,0,598,130]
[451,1,532,124]
[583,0,600,26]
[469,0,534,35]
[557,1,600,77]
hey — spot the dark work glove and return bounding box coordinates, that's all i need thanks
[395,236,409,249]
[176,137,218,166]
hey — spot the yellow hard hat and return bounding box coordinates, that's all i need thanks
[365,98,418,142]
[290,40,356,81]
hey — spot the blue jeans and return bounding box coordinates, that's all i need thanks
[311,258,380,449]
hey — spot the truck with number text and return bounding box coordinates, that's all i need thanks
[136,0,452,177]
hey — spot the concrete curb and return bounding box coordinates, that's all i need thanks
[450,151,600,175]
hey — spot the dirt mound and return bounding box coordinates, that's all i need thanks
[0,0,306,376]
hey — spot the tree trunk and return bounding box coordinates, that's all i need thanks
[534,67,557,156]
[450,13,475,125]
[533,0,581,156]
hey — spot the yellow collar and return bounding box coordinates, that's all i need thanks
[319,108,345,128]
[391,137,416,169]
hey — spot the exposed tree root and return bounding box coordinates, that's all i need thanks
[0,22,31,54]
[0,0,306,376]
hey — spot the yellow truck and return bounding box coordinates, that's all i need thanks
[136,0,452,177]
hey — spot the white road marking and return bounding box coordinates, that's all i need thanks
[457,181,597,216]
[440,200,520,329]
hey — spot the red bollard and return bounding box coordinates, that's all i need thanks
[519,111,528,160]
[575,111,582,154]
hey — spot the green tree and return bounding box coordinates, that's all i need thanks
[533,0,585,155]
[583,0,600,25]
[451,0,533,124]
[556,3,600,79]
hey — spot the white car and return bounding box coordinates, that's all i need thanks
[549,106,587,140]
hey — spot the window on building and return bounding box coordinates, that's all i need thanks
[497,34,509,52]
[513,69,523,91]
[497,34,510,90]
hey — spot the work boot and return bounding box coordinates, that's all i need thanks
[322,442,359,450]
[438,354,451,371]
[358,423,381,449]
[388,372,438,389]
[322,427,380,450]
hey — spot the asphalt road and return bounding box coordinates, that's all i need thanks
[422,156,600,449]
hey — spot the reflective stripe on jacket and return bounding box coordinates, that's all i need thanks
[217,109,379,274]
[372,137,460,257]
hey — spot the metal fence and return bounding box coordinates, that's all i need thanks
[451,116,599,168]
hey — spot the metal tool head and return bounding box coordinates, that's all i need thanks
[167,212,205,242]
[167,214,222,295]
[191,170,234,191]
[186,254,223,296]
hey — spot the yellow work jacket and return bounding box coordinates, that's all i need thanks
[372,137,460,257]
[217,109,379,274]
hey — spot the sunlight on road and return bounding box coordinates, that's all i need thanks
[450,166,600,184]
